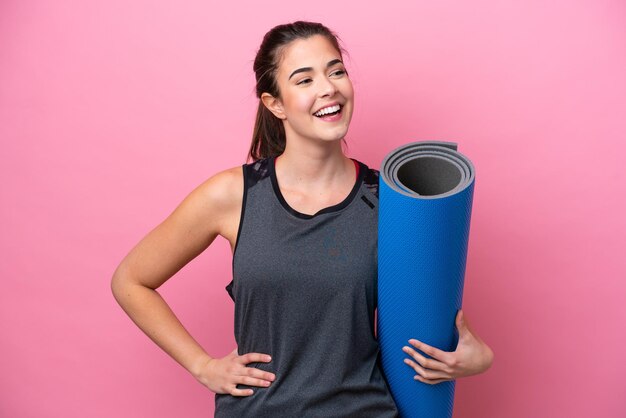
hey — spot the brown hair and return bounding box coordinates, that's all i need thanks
[248,21,348,162]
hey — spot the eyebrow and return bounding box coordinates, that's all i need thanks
[288,59,344,80]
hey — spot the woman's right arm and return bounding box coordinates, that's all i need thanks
[110,166,275,396]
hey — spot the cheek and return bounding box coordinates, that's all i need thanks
[343,81,355,101]
[292,93,315,115]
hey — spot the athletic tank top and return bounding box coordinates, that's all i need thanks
[216,156,399,417]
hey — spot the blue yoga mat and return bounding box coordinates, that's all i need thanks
[377,141,475,418]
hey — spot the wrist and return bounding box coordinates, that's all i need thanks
[190,353,214,380]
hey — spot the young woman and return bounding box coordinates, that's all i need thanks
[111,21,493,417]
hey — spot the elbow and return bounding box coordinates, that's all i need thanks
[110,264,133,304]
[110,264,157,307]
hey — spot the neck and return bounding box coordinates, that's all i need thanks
[275,142,354,189]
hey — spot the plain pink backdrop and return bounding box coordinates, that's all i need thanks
[2,1,625,417]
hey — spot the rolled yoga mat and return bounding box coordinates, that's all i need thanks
[377,141,475,418]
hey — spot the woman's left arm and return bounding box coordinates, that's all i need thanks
[402,310,494,385]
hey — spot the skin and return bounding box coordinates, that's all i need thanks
[110,34,493,400]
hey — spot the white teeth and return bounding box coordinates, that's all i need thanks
[314,104,341,116]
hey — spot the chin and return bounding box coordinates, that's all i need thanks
[321,127,350,143]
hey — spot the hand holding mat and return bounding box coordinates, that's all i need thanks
[377,141,475,418]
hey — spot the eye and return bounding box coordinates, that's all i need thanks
[331,69,346,77]
[296,78,312,85]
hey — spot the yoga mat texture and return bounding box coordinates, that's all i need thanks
[377,141,475,418]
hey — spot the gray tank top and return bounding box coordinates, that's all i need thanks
[216,155,399,417]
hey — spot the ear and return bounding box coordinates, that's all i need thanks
[261,92,286,120]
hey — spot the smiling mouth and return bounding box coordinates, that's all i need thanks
[314,104,343,118]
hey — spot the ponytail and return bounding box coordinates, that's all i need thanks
[248,102,286,162]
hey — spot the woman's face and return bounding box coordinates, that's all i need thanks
[264,34,354,145]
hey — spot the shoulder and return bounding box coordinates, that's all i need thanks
[190,157,273,230]
[172,163,245,240]
[199,156,271,200]
[243,156,271,187]
[194,164,245,215]
[359,161,379,199]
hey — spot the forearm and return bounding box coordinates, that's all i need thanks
[111,275,212,379]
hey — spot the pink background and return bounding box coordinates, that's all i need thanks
[2,1,625,417]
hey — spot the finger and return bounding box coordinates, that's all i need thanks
[230,388,255,397]
[237,353,272,365]
[402,346,449,372]
[246,367,276,382]
[403,358,451,380]
[456,310,472,338]
[458,309,474,329]
[413,375,454,385]
[457,311,482,347]
[408,339,453,366]
[456,310,466,331]
[238,375,273,388]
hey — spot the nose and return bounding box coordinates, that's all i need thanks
[318,76,338,98]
